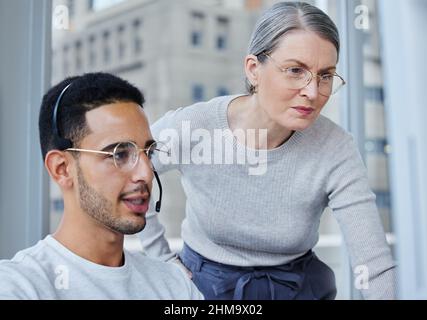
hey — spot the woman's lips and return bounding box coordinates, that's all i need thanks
[292,106,314,116]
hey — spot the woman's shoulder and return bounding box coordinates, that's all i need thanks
[304,115,354,148]
[153,95,235,129]
[176,95,232,117]
[310,115,351,138]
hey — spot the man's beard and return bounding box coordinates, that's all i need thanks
[76,164,146,235]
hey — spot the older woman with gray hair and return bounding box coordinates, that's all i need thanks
[139,2,396,299]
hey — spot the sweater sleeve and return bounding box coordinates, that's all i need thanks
[326,134,397,300]
[138,109,183,261]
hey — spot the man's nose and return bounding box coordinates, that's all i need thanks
[130,153,154,184]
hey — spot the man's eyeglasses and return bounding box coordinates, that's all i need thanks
[262,53,346,97]
[66,141,170,173]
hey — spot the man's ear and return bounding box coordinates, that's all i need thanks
[45,150,74,189]
[244,54,260,88]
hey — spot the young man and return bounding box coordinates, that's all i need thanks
[0,73,203,300]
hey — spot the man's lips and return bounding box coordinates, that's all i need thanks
[121,193,149,201]
[122,199,149,214]
[121,193,150,214]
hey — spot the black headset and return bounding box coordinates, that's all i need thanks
[52,82,163,212]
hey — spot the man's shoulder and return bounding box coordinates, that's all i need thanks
[0,239,48,271]
[0,240,50,299]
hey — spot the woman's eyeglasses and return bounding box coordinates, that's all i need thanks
[263,53,346,97]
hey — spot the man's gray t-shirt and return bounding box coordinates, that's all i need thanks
[0,235,203,299]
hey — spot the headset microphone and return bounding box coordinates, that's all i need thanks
[153,170,162,212]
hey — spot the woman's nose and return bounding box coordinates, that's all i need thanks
[300,77,320,100]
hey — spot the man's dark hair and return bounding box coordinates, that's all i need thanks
[39,72,144,160]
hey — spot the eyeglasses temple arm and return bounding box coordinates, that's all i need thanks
[66,148,114,156]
